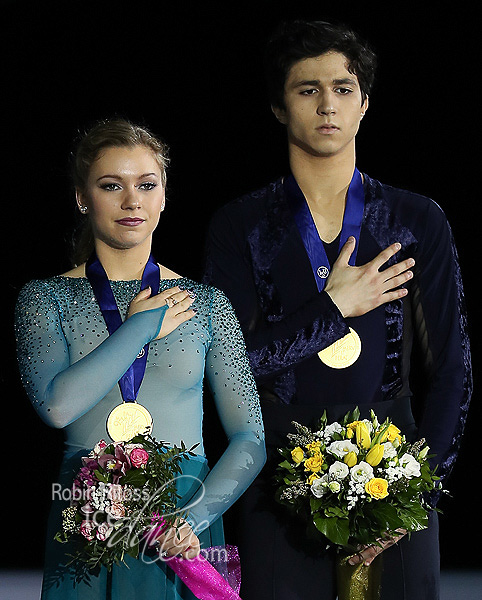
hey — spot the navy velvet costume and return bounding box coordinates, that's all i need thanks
[204,173,472,600]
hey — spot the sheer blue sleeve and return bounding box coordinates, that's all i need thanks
[182,288,266,532]
[14,279,167,428]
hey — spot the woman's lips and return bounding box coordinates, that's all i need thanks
[115,218,145,226]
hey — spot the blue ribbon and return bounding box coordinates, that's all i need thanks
[86,254,160,402]
[284,167,365,292]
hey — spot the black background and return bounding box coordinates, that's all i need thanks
[2,0,479,571]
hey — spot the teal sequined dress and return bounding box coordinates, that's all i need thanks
[15,275,265,599]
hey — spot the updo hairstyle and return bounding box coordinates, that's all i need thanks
[71,118,169,266]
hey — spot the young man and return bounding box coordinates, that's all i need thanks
[204,20,471,600]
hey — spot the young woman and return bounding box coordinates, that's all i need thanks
[15,118,265,599]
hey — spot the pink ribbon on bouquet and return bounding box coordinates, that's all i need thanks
[145,517,242,599]
[167,546,242,600]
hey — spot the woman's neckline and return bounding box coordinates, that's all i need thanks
[56,274,188,283]
[59,261,185,282]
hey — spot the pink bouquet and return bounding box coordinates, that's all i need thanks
[55,434,241,599]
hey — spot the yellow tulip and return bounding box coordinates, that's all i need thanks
[356,422,371,449]
[380,424,401,444]
[291,447,304,464]
[346,421,359,439]
[366,443,384,467]
[344,451,358,467]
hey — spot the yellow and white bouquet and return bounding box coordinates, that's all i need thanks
[275,407,441,550]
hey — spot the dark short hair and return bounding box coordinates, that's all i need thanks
[264,20,377,109]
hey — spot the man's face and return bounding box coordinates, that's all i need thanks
[273,51,368,159]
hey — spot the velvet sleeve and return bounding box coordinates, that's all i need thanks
[410,200,472,487]
[204,206,349,380]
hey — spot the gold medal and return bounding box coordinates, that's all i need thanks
[318,327,362,369]
[106,402,153,442]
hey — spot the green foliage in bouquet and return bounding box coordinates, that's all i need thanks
[275,407,441,550]
[55,434,198,572]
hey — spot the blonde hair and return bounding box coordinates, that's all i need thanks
[71,118,169,265]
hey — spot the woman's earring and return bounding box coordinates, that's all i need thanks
[79,205,88,214]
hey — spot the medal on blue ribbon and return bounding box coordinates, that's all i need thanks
[86,254,160,441]
[285,168,365,368]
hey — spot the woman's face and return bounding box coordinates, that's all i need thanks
[77,145,165,252]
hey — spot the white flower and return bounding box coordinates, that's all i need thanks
[399,453,421,478]
[322,422,343,441]
[350,461,374,483]
[328,440,359,460]
[385,466,404,483]
[346,478,367,510]
[90,482,111,510]
[328,481,341,493]
[382,442,398,459]
[311,475,329,498]
[328,461,349,480]
[88,439,108,458]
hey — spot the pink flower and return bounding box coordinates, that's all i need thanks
[92,440,108,456]
[96,522,113,541]
[106,502,126,519]
[80,520,96,541]
[130,448,149,468]
[80,501,95,515]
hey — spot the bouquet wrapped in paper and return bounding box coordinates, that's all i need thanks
[55,434,241,599]
[275,407,441,599]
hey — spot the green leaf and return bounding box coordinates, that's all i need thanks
[126,541,140,559]
[318,410,328,429]
[324,505,347,519]
[397,502,428,532]
[119,469,148,487]
[372,421,391,445]
[313,515,350,546]
[310,497,324,512]
[371,502,404,531]
[94,469,109,483]
[278,460,294,470]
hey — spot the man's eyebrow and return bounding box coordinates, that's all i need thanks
[292,77,358,87]
[333,77,358,86]
[293,79,321,87]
